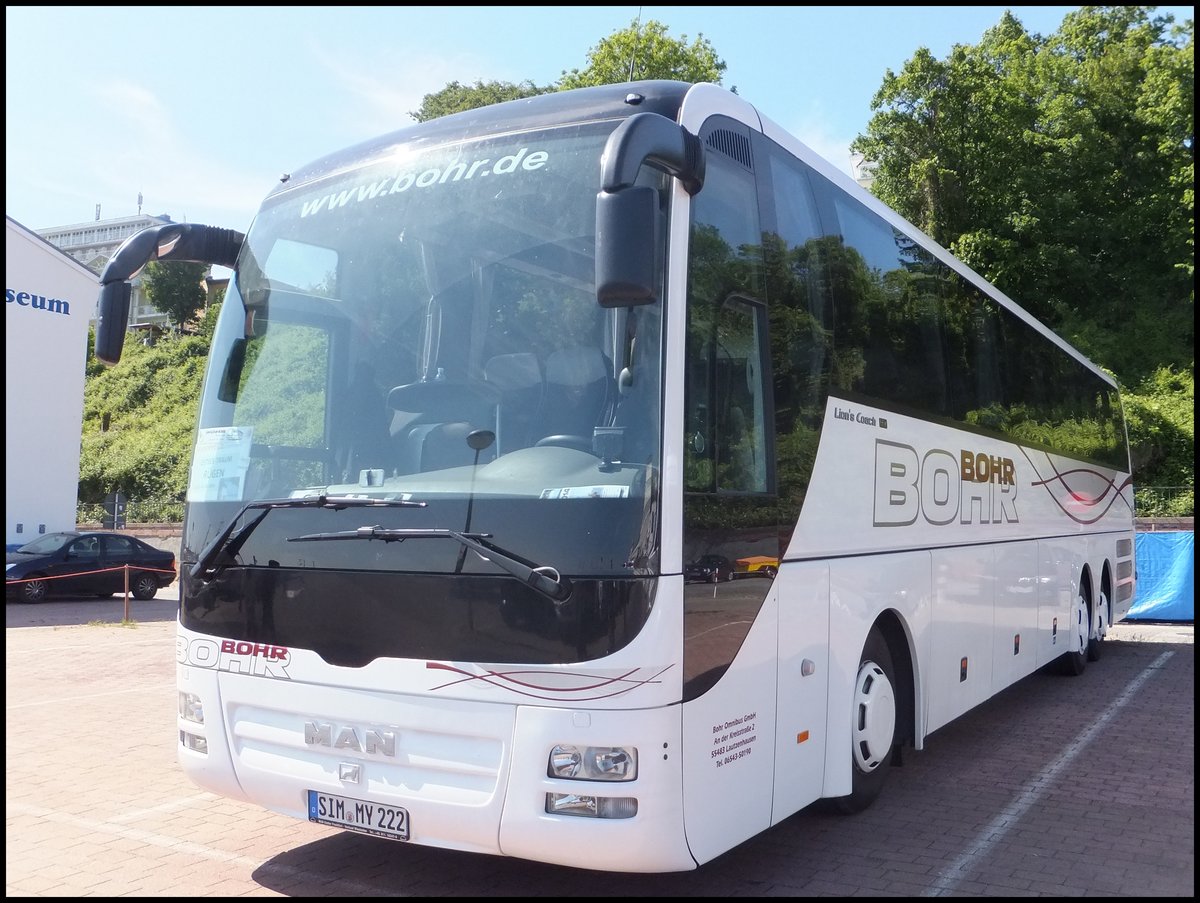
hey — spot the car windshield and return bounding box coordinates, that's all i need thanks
[17,534,73,554]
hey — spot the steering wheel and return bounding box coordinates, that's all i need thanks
[387,380,500,412]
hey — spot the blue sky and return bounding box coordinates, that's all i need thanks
[6,6,1193,234]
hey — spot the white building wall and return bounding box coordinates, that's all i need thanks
[5,216,99,547]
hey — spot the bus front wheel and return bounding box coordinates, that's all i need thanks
[831,627,897,814]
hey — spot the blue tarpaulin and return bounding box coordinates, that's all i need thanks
[1129,531,1194,621]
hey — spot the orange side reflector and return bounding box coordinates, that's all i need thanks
[796,730,809,744]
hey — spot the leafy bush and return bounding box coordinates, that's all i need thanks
[1123,367,1195,515]
[79,325,210,519]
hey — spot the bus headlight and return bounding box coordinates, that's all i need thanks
[178,691,205,724]
[180,730,208,753]
[547,744,637,781]
[545,793,638,819]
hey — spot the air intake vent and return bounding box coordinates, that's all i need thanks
[705,129,753,171]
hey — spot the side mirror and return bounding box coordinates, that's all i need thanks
[595,186,659,308]
[94,282,132,365]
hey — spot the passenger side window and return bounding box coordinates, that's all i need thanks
[686,297,770,493]
[71,536,101,559]
[685,121,770,495]
[104,536,137,557]
[681,116,779,703]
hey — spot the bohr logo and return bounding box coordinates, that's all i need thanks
[873,439,1019,526]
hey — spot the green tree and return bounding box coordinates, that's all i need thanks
[558,18,726,88]
[411,79,550,123]
[412,19,727,124]
[141,260,208,329]
[1122,366,1195,514]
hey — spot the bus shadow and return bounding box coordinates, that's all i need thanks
[252,829,732,896]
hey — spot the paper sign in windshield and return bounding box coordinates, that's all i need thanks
[539,485,629,499]
[188,427,254,502]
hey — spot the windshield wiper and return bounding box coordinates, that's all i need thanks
[191,495,427,582]
[287,526,574,602]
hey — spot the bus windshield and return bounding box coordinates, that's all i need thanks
[183,120,665,664]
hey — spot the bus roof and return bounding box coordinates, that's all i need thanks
[267,80,695,202]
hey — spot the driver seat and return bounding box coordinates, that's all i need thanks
[537,346,612,445]
[484,352,543,453]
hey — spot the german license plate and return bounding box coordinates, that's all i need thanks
[307,790,410,841]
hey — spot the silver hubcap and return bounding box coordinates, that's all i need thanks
[852,660,896,773]
[1096,592,1109,642]
[1071,591,1089,654]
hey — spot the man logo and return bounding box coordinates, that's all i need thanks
[304,721,397,757]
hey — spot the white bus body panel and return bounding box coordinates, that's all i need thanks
[679,580,779,864]
[991,540,1043,690]
[181,666,517,855]
[786,397,1132,785]
[177,581,693,870]
[771,561,831,823]
[825,551,930,797]
[1039,536,1086,664]
[791,400,1133,560]
[500,704,694,872]
[929,544,998,733]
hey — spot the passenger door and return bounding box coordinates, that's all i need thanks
[59,536,106,595]
[101,534,141,594]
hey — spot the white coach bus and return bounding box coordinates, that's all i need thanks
[94,80,1137,873]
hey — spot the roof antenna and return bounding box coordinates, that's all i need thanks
[627,7,643,82]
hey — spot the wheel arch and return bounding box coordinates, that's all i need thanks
[1099,561,1113,621]
[873,609,917,753]
[1079,562,1096,621]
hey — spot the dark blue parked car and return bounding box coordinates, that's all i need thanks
[6,531,176,603]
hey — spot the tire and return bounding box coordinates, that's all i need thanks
[1058,585,1090,676]
[19,576,49,604]
[1087,588,1109,662]
[831,627,897,814]
[762,565,777,579]
[131,573,160,601]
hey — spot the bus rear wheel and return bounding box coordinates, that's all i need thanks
[1087,589,1109,662]
[1059,586,1090,676]
[831,627,897,814]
